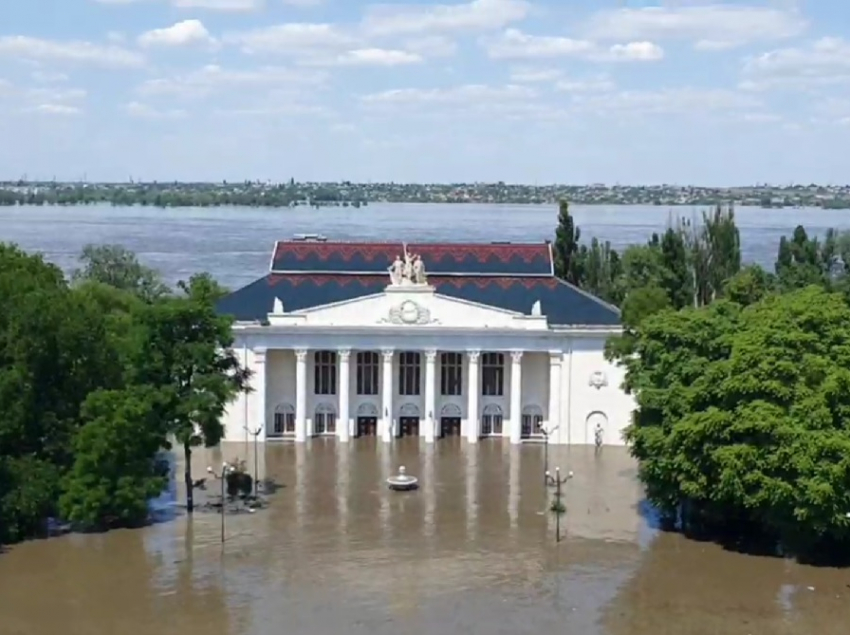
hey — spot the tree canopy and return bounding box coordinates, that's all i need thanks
[0,242,245,543]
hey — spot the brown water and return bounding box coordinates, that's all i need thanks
[1,441,849,635]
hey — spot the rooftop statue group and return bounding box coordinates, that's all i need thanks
[388,247,427,286]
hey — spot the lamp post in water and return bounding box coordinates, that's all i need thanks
[540,425,559,487]
[207,462,232,544]
[244,424,263,496]
[545,467,573,542]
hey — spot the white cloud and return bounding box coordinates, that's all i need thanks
[225,23,355,55]
[97,0,264,9]
[138,20,215,48]
[605,41,663,62]
[482,29,662,62]
[172,0,261,8]
[555,75,615,93]
[0,36,144,68]
[483,29,594,59]
[509,67,562,83]
[404,36,457,58]
[137,64,326,97]
[573,87,760,116]
[31,70,69,83]
[361,83,535,105]
[126,101,187,118]
[362,0,530,36]
[741,37,850,90]
[584,6,807,50]
[31,103,82,115]
[305,48,423,67]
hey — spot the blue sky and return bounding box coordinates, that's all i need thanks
[0,0,848,185]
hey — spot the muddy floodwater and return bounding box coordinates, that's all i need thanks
[1,442,849,635]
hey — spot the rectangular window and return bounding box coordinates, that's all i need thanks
[398,351,421,396]
[481,352,504,396]
[356,351,379,395]
[314,350,337,395]
[440,352,463,396]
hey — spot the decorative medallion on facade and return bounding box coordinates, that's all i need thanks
[381,300,437,325]
[588,371,608,390]
[387,243,428,286]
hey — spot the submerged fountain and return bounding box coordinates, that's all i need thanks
[387,466,419,492]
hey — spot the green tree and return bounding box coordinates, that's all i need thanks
[59,387,169,530]
[659,226,692,309]
[72,244,169,301]
[553,200,582,285]
[0,244,122,542]
[615,286,850,556]
[131,273,249,513]
[723,264,775,307]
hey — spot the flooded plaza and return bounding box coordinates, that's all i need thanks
[1,442,849,635]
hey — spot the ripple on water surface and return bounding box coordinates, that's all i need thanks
[1,443,850,635]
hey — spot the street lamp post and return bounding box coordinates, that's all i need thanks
[545,467,573,542]
[207,462,232,544]
[244,424,263,496]
[540,425,559,487]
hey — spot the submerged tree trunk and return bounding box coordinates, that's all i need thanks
[184,444,194,513]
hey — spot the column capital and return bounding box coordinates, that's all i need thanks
[467,349,481,362]
[338,348,351,362]
[253,346,267,362]
[548,350,563,364]
[295,348,308,362]
[381,348,395,362]
[510,350,524,363]
[424,348,437,362]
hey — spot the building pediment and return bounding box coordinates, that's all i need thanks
[267,285,548,331]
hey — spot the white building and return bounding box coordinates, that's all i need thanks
[217,239,635,446]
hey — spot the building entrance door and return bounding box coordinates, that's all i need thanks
[440,417,461,437]
[357,416,377,437]
[399,417,419,437]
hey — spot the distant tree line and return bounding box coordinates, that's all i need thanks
[554,200,850,561]
[0,184,367,208]
[0,245,248,545]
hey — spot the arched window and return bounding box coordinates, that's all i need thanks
[521,404,544,438]
[481,403,503,436]
[314,403,336,435]
[272,403,295,437]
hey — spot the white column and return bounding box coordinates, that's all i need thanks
[295,348,308,442]
[253,347,267,442]
[547,351,562,438]
[381,348,394,443]
[509,350,523,444]
[424,349,437,443]
[338,349,351,442]
[466,350,480,443]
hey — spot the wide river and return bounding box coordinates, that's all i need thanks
[1,204,849,635]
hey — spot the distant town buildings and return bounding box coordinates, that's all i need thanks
[1,180,849,209]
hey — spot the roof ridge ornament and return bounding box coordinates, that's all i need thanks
[388,242,428,286]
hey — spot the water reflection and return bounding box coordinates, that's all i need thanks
[1,442,847,635]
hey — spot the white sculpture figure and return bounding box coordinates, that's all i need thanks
[412,254,427,284]
[531,300,542,316]
[402,249,414,283]
[272,297,284,314]
[388,255,404,285]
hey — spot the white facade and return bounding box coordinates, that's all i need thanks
[222,284,635,446]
